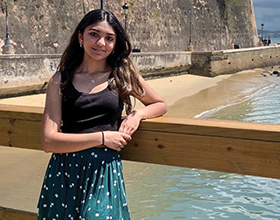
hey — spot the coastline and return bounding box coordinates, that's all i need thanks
[1,67,274,117]
[166,69,274,118]
[135,67,276,118]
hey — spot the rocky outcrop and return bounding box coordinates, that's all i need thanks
[0,0,258,54]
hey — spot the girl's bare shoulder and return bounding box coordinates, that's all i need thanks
[50,71,62,85]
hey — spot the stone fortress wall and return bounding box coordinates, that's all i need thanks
[0,0,258,54]
[1,0,271,98]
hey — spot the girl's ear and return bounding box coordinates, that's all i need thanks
[78,32,83,44]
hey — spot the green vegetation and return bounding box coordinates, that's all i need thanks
[128,0,135,6]
[151,9,161,17]
[223,0,245,28]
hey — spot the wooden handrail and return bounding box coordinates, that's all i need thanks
[0,207,37,220]
[0,104,280,179]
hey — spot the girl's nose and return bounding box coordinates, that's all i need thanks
[96,37,106,46]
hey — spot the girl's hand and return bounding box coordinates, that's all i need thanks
[119,111,142,136]
[103,131,131,152]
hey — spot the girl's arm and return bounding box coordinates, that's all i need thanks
[41,73,131,153]
[119,75,168,135]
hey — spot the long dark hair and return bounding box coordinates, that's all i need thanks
[58,9,144,114]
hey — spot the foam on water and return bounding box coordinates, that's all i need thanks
[195,76,280,124]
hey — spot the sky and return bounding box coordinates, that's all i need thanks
[253,0,280,31]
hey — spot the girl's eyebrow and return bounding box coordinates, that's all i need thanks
[88,27,116,36]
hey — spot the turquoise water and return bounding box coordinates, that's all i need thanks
[128,74,280,220]
[197,72,280,124]
[128,165,280,220]
[271,37,280,43]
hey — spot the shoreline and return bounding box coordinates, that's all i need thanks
[165,69,274,118]
[136,67,278,118]
[0,67,278,118]
[0,66,278,118]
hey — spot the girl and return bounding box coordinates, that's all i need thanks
[37,9,167,220]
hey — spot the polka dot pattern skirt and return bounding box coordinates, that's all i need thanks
[37,147,130,220]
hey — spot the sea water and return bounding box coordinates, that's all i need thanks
[271,37,280,44]
[128,165,280,220]
[197,72,280,124]
[127,74,280,220]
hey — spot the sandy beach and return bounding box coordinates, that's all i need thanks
[0,66,276,118]
[0,67,278,215]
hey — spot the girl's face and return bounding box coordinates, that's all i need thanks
[78,20,117,62]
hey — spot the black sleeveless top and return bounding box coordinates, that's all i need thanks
[60,74,124,134]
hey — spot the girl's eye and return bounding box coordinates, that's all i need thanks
[106,37,114,41]
[90,32,98,37]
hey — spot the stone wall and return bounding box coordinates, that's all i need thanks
[0,54,60,97]
[0,52,191,97]
[0,0,258,54]
[1,46,280,97]
[189,45,280,76]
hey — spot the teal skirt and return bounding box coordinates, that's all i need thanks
[37,147,130,220]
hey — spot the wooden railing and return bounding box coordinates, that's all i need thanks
[1,104,280,219]
[0,207,37,220]
[1,104,280,179]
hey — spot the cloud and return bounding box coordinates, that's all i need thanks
[263,13,280,22]
[253,0,280,31]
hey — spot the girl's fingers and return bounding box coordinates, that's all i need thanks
[124,133,132,141]
[128,128,135,135]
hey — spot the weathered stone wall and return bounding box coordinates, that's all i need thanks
[0,54,60,97]
[189,45,280,76]
[1,46,280,97]
[0,0,258,54]
[0,52,191,97]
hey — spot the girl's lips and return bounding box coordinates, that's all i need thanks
[93,48,104,53]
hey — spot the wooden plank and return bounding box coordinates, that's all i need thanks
[121,130,280,179]
[0,105,280,179]
[9,119,42,150]
[0,104,43,121]
[0,107,42,149]
[0,207,36,220]
[0,119,10,147]
[143,117,280,142]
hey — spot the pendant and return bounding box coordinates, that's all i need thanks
[90,79,95,84]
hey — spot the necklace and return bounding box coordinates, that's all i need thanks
[81,73,95,84]
[77,69,111,84]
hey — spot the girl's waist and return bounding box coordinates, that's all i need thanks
[53,146,120,161]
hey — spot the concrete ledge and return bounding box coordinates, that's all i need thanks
[0,54,60,98]
[1,47,280,97]
[134,52,191,78]
[0,52,191,98]
[189,45,280,76]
